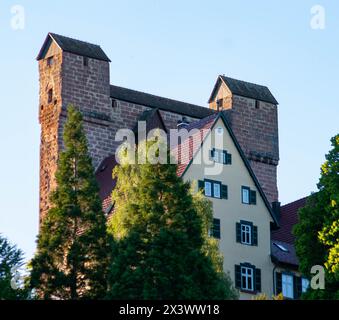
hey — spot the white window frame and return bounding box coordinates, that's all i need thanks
[241,224,252,245]
[302,278,310,293]
[240,266,254,292]
[282,274,294,299]
[213,183,221,199]
[204,181,212,197]
[242,187,250,204]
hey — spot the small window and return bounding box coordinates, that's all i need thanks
[210,218,221,239]
[241,266,254,292]
[241,224,252,245]
[47,56,54,67]
[255,100,260,109]
[83,56,89,66]
[302,278,310,293]
[282,274,294,299]
[47,89,53,104]
[273,242,289,252]
[210,148,232,165]
[111,99,117,109]
[242,187,250,204]
[213,183,221,199]
[204,181,212,197]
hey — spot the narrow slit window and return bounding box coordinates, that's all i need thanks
[48,89,53,104]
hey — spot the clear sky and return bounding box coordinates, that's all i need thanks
[0,0,338,261]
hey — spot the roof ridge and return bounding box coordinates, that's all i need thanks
[281,196,309,208]
[49,32,102,48]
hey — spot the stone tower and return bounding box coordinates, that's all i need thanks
[208,75,279,204]
[37,33,114,223]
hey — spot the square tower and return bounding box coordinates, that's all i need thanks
[208,75,279,204]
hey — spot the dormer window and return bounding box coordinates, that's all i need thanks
[48,89,53,104]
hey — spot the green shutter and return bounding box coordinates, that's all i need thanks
[213,218,221,239]
[294,276,302,299]
[250,190,257,205]
[252,226,258,246]
[235,265,241,288]
[255,268,261,292]
[276,272,282,295]
[221,185,228,199]
[236,223,241,243]
[226,153,232,165]
[198,180,204,192]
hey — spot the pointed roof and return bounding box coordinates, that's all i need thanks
[208,75,278,105]
[37,33,111,62]
[172,111,279,227]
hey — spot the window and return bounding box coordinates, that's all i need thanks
[210,218,221,239]
[302,278,310,293]
[210,148,232,165]
[273,242,289,252]
[241,266,254,292]
[213,183,221,198]
[236,221,258,246]
[242,187,250,204]
[47,89,53,104]
[242,186,257,205]
[111,99,117,109]
[235,264,261,293]
[241,224,252,245]
[199,180,227,199]
[204,181,212,197]
[282,274,294,299]
[83,56,89,66]
[47,56,54,67]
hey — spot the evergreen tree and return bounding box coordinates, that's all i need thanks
[0,234,28,300]
[294,134,339,299]
[30,105,111,300]
[108,139,238,300]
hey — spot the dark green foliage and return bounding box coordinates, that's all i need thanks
[0,234,28,300]
[30,106,111,300]
[108,139,238,300]
[294,134,339,299]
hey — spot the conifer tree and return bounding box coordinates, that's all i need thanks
[108,139,238,300]
[0,234,28,300]
[30,106,111,300]
[294,134,339,299]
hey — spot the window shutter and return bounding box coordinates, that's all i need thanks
[236,223,241,243]
[235,265,241,288]
[221,185,228,199]
[294,276,302,299]
[226,153,232,165]
[252,226,258,246]
[250,190,257,205]
[213,218,221,239]
[210,149,215,161]
[276,272,282,295]
[255,268,261,292]
[198,180,205,192]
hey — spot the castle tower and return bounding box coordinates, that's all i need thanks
[37,33,113,223]
[208,75,279,204]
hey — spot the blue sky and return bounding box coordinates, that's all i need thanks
[0,0,338,261]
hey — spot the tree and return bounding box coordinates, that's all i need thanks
[0,234,28,300]
[108,139,238,300]
[30,105,111,300]
[294,134,339,299]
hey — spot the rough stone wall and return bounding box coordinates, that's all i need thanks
[38,43,63,224]
[225,95,279,204]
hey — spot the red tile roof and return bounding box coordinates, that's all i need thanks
[171,113,218,177]
[271,197,308,244]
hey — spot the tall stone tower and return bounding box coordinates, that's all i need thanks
[208,75,279,205]
[37,33,114,223]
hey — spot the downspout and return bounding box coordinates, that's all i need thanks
[272,265,277,297]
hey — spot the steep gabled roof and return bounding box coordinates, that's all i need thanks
[110,85,215,119]
[172,111,279,227]
[37,33,111,62]
[271,196,308,244]
[208,75,278,105]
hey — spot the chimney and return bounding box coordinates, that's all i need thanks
[272,201,281,222]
